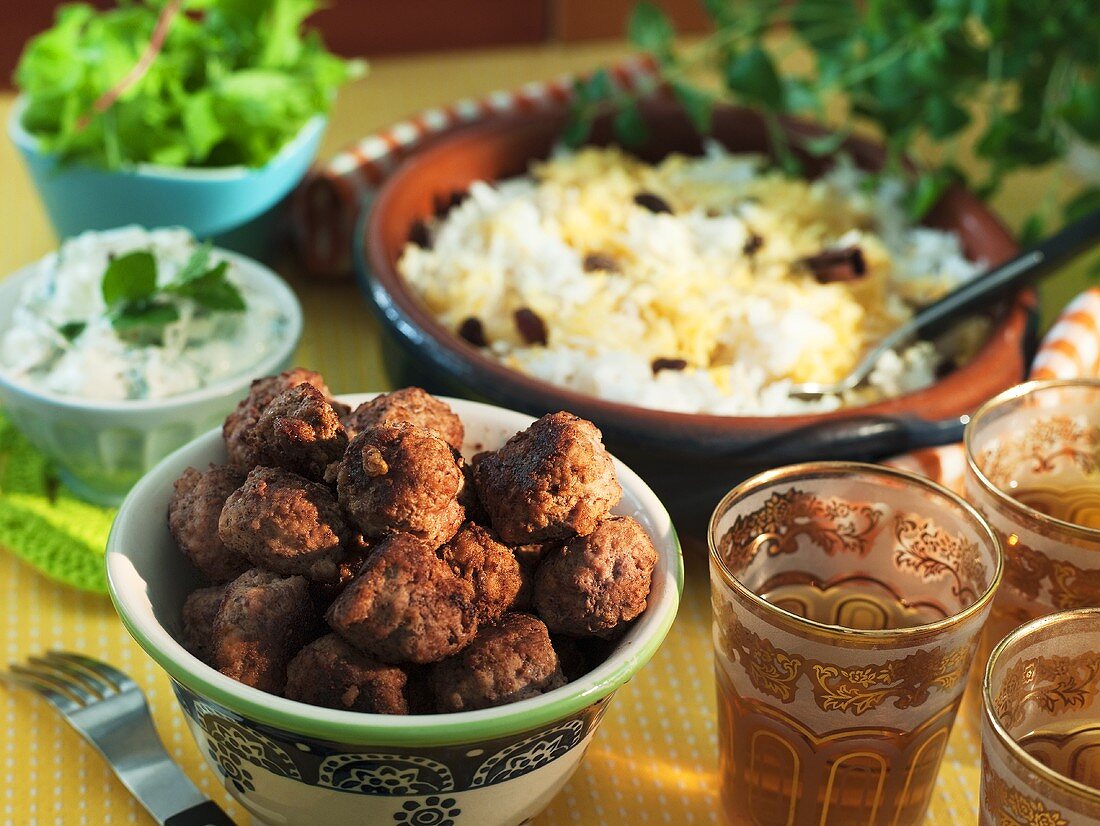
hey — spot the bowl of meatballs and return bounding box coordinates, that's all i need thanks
[105,370,683,826]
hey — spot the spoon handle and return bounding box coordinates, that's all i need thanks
[912,207,1100,339]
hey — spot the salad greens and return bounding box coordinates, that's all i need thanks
[16,0,363,169]
[70,243,246,344]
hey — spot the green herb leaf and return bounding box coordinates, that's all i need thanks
[1062,84,1100,143]
[724,46,784,108]
[628,3,675,58]
[578,69,615,105]
[1064,187,1100,223]
[57,321,86,342]
[924,95,970,140]
[800,131,849,157]
[102,251,157,307]
[671,81,714,134]
[613,100,649,148]
[1018,214,1046,247]
[111,300,180,334]
[174,242,213,285]
[908,170,954,220]
[167,261,246,311]
[561,110,592,149]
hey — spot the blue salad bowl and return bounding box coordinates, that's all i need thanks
[9,100,325,257]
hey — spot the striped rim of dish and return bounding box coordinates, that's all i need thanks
[290,55,660,279]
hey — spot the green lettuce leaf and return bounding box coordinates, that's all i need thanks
[15,0,363,169]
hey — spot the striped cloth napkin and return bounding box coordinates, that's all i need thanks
[289,56,659,280]
[885,288,1100,492]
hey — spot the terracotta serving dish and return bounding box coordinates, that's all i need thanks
[359,100,1032,532]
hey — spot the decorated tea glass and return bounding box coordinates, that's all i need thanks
[709,462,1003,826]
[981,608,1100,825]
[964,379,1100,653]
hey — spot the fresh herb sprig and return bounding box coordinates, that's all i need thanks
[568,0,1100,240]
[60,243,245,345]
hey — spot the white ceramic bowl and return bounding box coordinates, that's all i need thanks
[0,242,302,505]
[107,395,683,826]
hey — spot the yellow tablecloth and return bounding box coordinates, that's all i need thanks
[0,40,1093,826]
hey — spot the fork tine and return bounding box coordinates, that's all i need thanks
[46,651,138,694]
[10,663,98,705]
[2,668,84,714]
[28,655,106,701]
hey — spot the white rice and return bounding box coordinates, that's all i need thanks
[400,146,982,415]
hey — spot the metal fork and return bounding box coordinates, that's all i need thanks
[1,651,234,826]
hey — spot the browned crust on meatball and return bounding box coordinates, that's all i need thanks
[430,613,566,712]
[241,384,349,481]
[285,634,411,714]
[309,535,376,609]
[180,584,227,664]
[168,465,249,583]
[342,387,464,451]
[223,369,332,469]
[336,423,465,545]
[474,412,621,544]
[212,569,315,693]
[440,523,522,625]
[326,534,478,664]
[218,467,350,583]
[511,541,555,612]
[533,516,658,639]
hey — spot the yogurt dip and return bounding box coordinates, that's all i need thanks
[0,227,292,401]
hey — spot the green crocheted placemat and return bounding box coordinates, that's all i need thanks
[0,411,114,593]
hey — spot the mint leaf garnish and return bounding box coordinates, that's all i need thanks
[102,245,245,341]
[102,251,157,306]
[164,260,246,312]
[58,321,86,341]
[173,242,213,285]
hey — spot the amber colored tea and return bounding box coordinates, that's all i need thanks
[1010,473,1100,530]
[716,671,957,826]
[717,581,956,825]
[1018,720,1100,791]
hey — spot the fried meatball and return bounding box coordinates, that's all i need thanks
[223,369,333,469]
[430,614,565,712]
[242,384,349,481]
[342,387,464,451]
[168,465,249,583]
[212,569,315,693]
[309,535,376,609]
[326,534,478,664]
[218,466,350,582]
[474,412,621,544]
[180,584,227,664]
[457,460,489,525]
[533,516,657,639]
[511,542,554,611]
[440,523,522,625]
[285,634,411,714]
[336,423,465,544]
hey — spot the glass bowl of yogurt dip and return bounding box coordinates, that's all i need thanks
[0,226,302,504]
